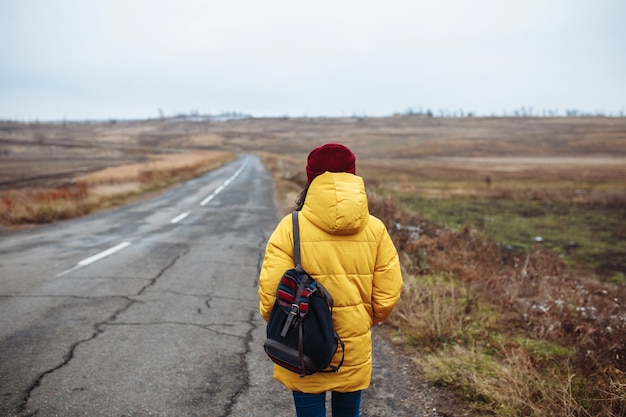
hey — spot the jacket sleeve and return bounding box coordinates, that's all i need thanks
[372,225,403,324]
[258,215,294,322]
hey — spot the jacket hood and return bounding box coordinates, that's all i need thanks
[301,172,369,235]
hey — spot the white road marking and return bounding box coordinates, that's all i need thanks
[170,211,191,224]
[200,194,215,206]
[77,242,132,266]
[55,242,132,277]
[56,159,249,277]
[200,161,247,206]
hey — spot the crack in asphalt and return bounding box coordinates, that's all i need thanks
[219,233,269,417]
[104,321,247,339]
[135,249,189,297]
[148,290,254,304]
[17,298,135,417]
[220,310,258,417]
[17,250,186,416]
[17,228,270,416]
[254,230,267,289]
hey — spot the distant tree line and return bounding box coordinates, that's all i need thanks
[3,107,625,125]
[396,106,625,118]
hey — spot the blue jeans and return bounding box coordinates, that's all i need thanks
[292,390,362,417]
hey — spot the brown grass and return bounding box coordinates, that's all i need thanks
[359,156,626,208]
[0,151,235,225]
[376,195,626,416]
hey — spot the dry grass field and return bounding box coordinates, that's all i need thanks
[1,115,625,416]
[3,116,625,192]
[0,120,236,223]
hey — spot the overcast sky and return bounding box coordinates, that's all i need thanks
[1,0,624,121]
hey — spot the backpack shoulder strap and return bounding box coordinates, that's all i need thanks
[292,211,301,267]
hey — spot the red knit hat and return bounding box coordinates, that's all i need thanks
[306,142,356,184]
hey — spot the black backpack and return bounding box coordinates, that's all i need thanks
[263,211,345,376]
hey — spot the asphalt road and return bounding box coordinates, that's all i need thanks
[0,155,446,417]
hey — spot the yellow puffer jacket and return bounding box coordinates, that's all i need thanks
[258,172,403,394]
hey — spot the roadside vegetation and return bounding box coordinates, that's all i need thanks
[395,194,626,284]
[0,151,235,225]
[376,196,625,417]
